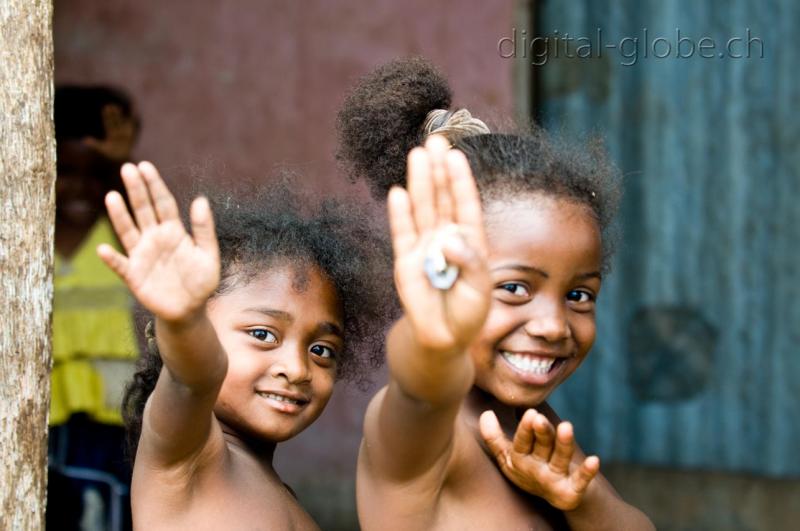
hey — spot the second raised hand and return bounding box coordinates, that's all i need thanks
[388,135,491,355]
[97,162,220,323]
[479,409,601,511]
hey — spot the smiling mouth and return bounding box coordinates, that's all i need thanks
[256,392,309,409]
[499,351,565,376]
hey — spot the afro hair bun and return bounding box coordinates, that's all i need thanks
[336,57,452,198]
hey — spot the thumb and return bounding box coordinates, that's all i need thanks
[97,243,129,280]
[479,410,512,466]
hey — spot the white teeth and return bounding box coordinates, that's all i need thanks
[259,392,301,405]
[501,351,557,375]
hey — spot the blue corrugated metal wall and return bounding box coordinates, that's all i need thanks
[537,0,799,477]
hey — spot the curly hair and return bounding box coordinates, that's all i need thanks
[337,57,451,196]
[121,183,394,459]
[336,57,621,265]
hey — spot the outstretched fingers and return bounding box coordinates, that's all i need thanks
[425,135,454,226]
[407,147,436,234]
[388,186,417,261]
[190,196,219,259]
[531,412,557,461]
[512,409,538,454]
[549,422,576,474]
[446,149,486,251]
[105,191,139,253]
[570,455,600,494]
[138,161,180,222]
[120,163,157,229]
[96,243,129,280]
[479,410,513,469]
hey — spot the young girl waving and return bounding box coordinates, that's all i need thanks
[99,162,389,529]
[338,58,654,530]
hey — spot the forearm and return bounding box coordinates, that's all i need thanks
[387,316,474,406]
[563,475,655,531]
[155,307,227,392]
[139,309,227,465]
[361,317,475,481]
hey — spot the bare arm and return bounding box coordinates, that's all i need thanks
[362,136,491,482]
[98,162,226,466]
[563,474,654,531]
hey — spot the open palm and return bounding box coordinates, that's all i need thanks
[480,409,600,511]
[97,162,220,322]
[389,135,491,354]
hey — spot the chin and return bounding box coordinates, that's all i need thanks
[492,383,552,408]
[260,418,314,442]
[472,368,550,410]
[263,429,299,443]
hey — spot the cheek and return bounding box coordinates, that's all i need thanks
[221,350,262,392]
[571,313,597,357]
[478,301,519,346]
[310,367,335,408]
[471,304,522,368]
[214,379,243,421]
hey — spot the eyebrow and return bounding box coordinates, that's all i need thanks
[317,322,344,339]
[243,307,294,322]
[491,264,602,281]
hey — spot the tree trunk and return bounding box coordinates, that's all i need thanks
[0,0,55,528]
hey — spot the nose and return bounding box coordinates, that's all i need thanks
[523,295,571,343]
[269,344,312,384]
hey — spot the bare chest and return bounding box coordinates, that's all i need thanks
[131,457,319,531]
[359,435,566,531]
[435,442,567,531]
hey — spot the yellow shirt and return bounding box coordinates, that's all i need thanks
[51,217,138,425]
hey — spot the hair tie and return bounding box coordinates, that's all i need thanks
[422,108,490,143]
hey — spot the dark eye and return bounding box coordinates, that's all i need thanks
[249,328,277,343]
[499,283,530,297]
[566,290,594,304]
[310,344,336,359]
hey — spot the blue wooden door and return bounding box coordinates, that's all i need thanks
[536,0,799,477]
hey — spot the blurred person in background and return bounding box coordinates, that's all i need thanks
[48,85,140,531]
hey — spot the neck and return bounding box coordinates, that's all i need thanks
[466,386,550,426]
[219,422,278,468]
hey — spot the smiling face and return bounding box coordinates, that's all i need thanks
[207,263,342,444]
[470,193,603,407]
[56,140,111,227]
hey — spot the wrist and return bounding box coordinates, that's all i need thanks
[387,317,475,405]
[561,477,607,525]
[157,304,208,333]
[396,316,470,359]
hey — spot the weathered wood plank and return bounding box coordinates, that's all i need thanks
[539,0,798,477]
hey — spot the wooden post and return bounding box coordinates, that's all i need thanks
[0,0,56,528]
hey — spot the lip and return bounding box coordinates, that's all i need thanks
[256,389,310,414]
[497,349,569,386]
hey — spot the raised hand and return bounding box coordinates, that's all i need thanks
[388,135,491,354]
[83,103,137,162]
[97,162,220,323]
[479,409,601,511]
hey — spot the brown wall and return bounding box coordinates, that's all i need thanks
[55,1,516,526]
[55,0,515,196]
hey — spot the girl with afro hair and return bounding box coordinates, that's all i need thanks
[100,162,391,529]
[338,58,654,530]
